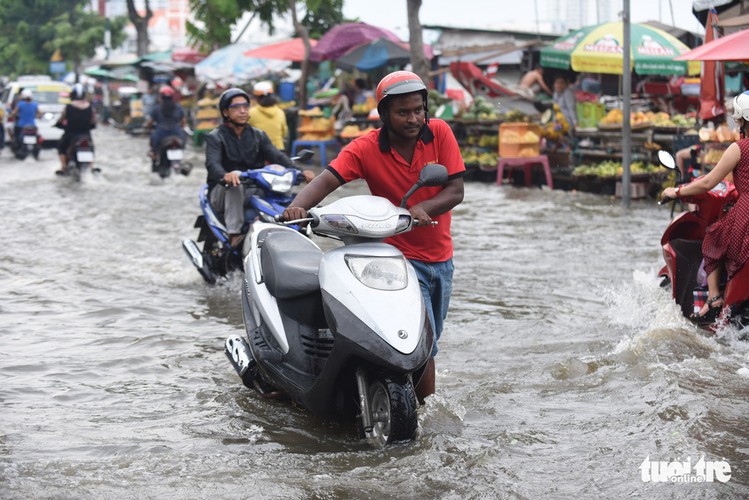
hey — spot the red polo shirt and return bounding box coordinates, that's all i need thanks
[328,118,465,262]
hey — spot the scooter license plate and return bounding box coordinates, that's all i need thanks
[166,149,183,160]
[23,135,37,145]
[76,151,94,162]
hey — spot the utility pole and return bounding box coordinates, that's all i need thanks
[622,0,631,208]
[668,0,675,26]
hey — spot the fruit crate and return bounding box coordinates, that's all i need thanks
[498,122,542,158]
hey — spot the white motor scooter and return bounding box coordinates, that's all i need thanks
[225,164,448,446]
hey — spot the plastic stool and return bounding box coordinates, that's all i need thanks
[291,139,339,166]
[496,155,553,189]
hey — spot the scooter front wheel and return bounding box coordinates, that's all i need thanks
[365,375,418,447]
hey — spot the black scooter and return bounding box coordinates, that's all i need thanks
[10,125,40,160]
[152,135,191,179]
[62,135,97,182]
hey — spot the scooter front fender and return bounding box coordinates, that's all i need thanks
[321,290,433,374]
[319,243,425,355]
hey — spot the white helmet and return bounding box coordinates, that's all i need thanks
[20,88,33,99]
[253,81,274,97]
[732,91,749,122]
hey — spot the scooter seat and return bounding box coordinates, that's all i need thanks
[261,230,322,299]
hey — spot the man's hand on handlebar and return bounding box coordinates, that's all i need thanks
[409,205,433,227]
[223,170,242,187]
[282,206,308,222]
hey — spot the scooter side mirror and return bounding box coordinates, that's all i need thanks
[419,164,449,187]
[658,150,677,170]
[295,149,314,162]
[400,164,449,207]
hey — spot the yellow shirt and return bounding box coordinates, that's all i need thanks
[248,105,288,150]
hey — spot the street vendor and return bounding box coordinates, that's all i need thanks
[517,66,552,98]
[675,114,730,180]
[330,89,352,132]
[552,76,577,130]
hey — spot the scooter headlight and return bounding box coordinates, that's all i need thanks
[261,171,294,194]
[395,214,412,233]
[320,214,357,234]
[345,255,408,290]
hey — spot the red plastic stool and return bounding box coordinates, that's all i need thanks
[496,155,553,189]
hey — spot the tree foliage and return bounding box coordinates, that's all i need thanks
[186,0,343,52]
[45,8,127,74]
[0,0,125,77]
[300,0,343,39]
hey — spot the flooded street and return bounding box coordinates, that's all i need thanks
[1,125,747,498]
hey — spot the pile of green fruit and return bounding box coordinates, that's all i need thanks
[427,89,453,117]
[466,134,498,147]
[500,110,531,123]
[572,160,661,178]
[462,147,499,167]
[460,96,498,120]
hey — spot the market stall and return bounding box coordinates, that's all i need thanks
[291,106,339,166]
[538,20,703,197]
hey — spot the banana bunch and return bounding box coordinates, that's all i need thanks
[573,160,659,177]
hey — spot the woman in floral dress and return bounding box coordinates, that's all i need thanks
[662,91,749,324]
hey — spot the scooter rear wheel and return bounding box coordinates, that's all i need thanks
[365,375,418,447]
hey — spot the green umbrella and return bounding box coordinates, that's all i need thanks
[540,21,700,75]
[138,50,173,63]
[84,67,116,79]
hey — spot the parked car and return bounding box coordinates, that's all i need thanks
[1,75,71,148]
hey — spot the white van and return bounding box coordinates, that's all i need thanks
[1,75,71,147]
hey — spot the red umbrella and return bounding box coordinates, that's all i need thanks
[674,27,749,62]
[699,9,725,120]
[310,22,402,62]
[243,38,318,62]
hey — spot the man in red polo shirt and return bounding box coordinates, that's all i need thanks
[283,71,465,402]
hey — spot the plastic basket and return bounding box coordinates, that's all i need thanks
[576,102,605,129]
[499,122,542,158]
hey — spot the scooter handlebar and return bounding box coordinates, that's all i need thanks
[413,219,439,226]
[274,213,315,226]
[658,196,675,205]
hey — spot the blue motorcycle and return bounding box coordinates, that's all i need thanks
[182,149,314,284]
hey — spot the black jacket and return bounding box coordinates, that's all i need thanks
[205,123,292,189]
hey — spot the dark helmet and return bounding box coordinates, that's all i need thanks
[71,83,86,100]
[218,88,251,118]
[375,70,428,118]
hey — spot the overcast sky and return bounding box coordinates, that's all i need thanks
[341,0,706,39]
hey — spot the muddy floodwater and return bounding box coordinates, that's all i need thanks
[1,126,747,498]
